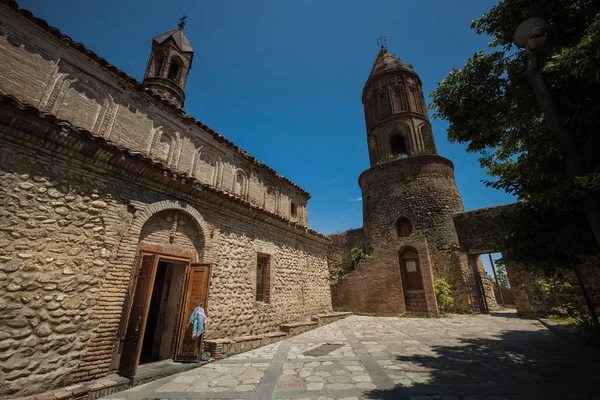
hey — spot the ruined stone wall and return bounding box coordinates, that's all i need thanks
[0,2,309,225]
[0,102,331,397]
[358,155,471,312]
[326,228,365,282]
[505,256,600,318]
[453,204,518,254]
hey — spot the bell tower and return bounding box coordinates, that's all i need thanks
[142,18,194,109]
[362,46,437,167]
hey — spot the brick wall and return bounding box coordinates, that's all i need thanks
[0,98,331,397]
[331,236,438,317]
[327,228,365,282]
[0,1,309,226]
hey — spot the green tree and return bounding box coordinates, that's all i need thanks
[429,0,600,272]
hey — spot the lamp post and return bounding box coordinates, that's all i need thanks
[514,18,600,331]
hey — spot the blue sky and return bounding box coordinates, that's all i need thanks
[18,0,513,269]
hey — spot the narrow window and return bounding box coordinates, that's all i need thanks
[167,57,183,82]
[290,202,297,218]
[390,135,408,157]
[396,217,413,237]
[153,54,165,77]
[256,254,270,303]
[233,171,245,196]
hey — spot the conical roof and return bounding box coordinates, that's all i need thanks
[153,29,193,53]
[367,46,411,80]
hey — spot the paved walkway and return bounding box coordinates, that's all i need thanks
[102,312,600,400]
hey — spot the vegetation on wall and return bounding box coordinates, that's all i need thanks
[434,277,454,314]
[349,246,371,271]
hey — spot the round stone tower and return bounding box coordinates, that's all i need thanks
[142,25,194,108]
[359,46,468,301]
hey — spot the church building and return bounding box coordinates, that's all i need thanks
[0,0,332,396]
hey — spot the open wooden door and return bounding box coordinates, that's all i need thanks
[174,263,211,362]
[118,254,159,378]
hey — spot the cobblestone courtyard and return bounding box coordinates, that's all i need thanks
[102,312,600,400]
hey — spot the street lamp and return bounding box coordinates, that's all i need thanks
[514,18,600,330]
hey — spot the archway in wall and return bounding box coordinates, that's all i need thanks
[390,135,408,158]
[395,217,413,237]
[398,247,426,313]
[117,206,210,378]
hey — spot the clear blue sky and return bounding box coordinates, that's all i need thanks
[18,0,514,240]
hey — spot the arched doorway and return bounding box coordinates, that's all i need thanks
[399,247,426,313]
[117,205,210,378]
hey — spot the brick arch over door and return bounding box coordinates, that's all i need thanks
[128,200,213,261]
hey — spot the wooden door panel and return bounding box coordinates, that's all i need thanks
[118,254,158,378]
[403,259,424,291]
[175,263,210,362]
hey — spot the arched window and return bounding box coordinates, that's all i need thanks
[393,87,408,113]
[233,171,245,196]
[290,202,297,218]
[153,53,165,77]
[156,132,172,162]
[377,92,392,120]
[167,57,183,82]
[265,188,277,213]
[390,135,408,157]
[395,217,413,237]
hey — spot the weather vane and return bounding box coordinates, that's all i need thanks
[376,35,387,48]
[178,14,187,30]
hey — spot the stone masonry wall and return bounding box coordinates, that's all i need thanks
[359,155,471,312]
[327,228,365,282]
[0,102,331,397]
[505,255,600,318]
[0,1,309,225]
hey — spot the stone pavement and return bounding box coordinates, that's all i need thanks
[101,311,600,400]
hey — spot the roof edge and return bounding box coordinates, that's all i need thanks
[1,0,309,197]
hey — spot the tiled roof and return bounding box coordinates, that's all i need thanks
[2,0,309,197]
[0,94,328,240]
[153,29,193,53]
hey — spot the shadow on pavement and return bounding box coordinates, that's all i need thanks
[364,328,600,400]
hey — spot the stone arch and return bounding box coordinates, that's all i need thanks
[128,200,210,253]
[193,149,219,186]
[395,217,413,238]
[167,55,184,84]
[392,85,408,113]
[410,87,425,114]
[377,89,392,120]
[264,187,278,214]
[419,124,437,154]
[233,169,247,198]
[153,130,176,164]
[384,122,412,157]
[54,79,106,133]
[152,52,166,77]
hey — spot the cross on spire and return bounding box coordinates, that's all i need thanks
[376,35,387,48]
[178,14,187,30]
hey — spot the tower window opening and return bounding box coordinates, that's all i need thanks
[390,135,408,157]
[395,217,413,237]
[153,54,165,77]
[167,57,183,82]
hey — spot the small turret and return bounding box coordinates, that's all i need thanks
[142,17,194,108]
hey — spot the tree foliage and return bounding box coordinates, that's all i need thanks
[430,0,600,271]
